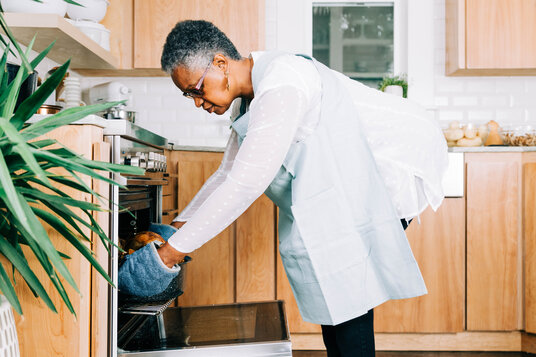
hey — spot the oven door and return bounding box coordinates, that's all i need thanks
[117,301,292,357]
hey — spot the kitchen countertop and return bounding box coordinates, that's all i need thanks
[29,114,109,127]
[448,146,536,152]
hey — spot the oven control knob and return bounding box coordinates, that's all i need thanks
[136,152,147,169]
[129,156,140,167]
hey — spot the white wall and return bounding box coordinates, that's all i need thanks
[78,0,536,147]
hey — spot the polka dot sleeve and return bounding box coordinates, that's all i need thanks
[171,130,239,222]
[167,86,306,253]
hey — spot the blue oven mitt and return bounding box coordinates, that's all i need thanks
[148,223,178,241]
[118,224,181,297]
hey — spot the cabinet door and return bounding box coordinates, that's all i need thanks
[236,195,276,302]
[466,0,536,69]
[446,0,536,75]
[374,199,465,333]
[134,0,265,69]
[101,0,133,69]
[466,153,521,331]
[524,162,536,334]
[176,151,235,306]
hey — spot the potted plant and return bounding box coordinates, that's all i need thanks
[378,74,408,98]
[0,1,142,325]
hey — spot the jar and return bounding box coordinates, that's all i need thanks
[501,125,536,146]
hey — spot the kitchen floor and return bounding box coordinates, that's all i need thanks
[293,352,536,356]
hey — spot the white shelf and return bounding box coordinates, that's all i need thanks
[3,13,118,70]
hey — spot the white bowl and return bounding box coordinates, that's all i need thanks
[0,0,67,16]
[66,0,109,22]
[67,19,110,50]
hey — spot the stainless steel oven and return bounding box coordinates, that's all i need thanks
[104,121,169,357]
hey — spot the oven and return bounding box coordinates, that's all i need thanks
[104,121,291,356]
[104,121,169,357]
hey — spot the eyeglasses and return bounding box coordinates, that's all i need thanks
[183,60,212,99]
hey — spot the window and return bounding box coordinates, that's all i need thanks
[311,1,406,88]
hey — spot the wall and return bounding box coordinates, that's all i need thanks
[78,0,536,147]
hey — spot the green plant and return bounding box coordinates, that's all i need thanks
[378,74,408,98]
[0,8,143,315]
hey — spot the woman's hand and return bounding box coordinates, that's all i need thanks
[157,241,188,268]
[171,221,186,229]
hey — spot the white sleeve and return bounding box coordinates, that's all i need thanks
[167,85,307,253]
[172,131,239,222]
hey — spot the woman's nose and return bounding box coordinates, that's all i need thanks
[193,97,204,108]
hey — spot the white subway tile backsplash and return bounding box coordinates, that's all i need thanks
[468,110,495,121]
[526,109,536,122]
[525,79,536,93]
[146,78,178,95]
[465,79,497,93]
[435,78,464,94]
[494,78,525,94]
[496,109,525,123]
[452,96,478,106]
[191,123,225,138]
[145,109,176,123]
[480,95,509,107]
[511,93,536,107]
[162,95,193,110]
[434,96,449,106]
[131,95,162,109]
[438,110,464,121]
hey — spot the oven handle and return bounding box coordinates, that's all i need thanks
[126,178,167,186]
[114,174,167,186]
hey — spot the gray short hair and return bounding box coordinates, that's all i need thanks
[161,20,242,74]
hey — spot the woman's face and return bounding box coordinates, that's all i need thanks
[171,56,234,115]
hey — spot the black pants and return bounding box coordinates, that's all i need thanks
[321,309,375,357]
[320,219,411,357]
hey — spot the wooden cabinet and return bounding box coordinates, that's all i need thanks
[465,152,536,331]
[524,163,536,334]
[375,199,466,333]
[446,0,536,76]
[466,153,522,331]
[170,151,275,307]
[88,0,265,76]
[0,125,110,357]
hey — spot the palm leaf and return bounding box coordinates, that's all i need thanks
[32,207,115,287]
[0,237,57,313]
[0,262,22,315]
[0,117,51,185]
[9,216,76,316]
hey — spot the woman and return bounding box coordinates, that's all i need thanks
[154,20,447,356]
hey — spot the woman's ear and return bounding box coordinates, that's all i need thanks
[213,53,229,72]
